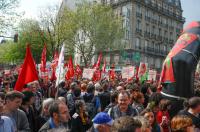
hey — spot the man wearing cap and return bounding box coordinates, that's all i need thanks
[92,112,113,132]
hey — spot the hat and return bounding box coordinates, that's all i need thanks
[92,112,113,126]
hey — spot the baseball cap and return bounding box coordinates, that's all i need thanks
[92,112,113,126]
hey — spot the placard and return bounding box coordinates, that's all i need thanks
[122,66,135,79]
[148,70,157,81]
[82,69,95,80]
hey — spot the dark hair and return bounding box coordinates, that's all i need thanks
[149,93,163,106]
[118,90,130,98]
[111,91,119,103]
[5,91,24,101]
[74,88,81,97]
[70,82,77,90]
[134,92,144,103]
[22,91,35,105]
[188,97,200,109]
[87,84,95,93]
[0,92,5,100]
[48,100,63,117]
[59,81,65,88]
[75,100,84,113]
[141,84,149,94]
[159,99,171,111]
[111,116,142,132]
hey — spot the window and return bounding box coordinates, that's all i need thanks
[136,38,140,49]
[159,28,162,36]
[164,45,167,52]
[137,20,141,29]
[136,4,141,13]
[152,26,155,34]
[145,40,148,49]
[146,24,150,32]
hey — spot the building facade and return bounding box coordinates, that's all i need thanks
[61,0,185,70]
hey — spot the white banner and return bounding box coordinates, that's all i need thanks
[122,66,135,79]
[148,70,157,81]
[82,69,95,80]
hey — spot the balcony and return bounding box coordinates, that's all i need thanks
[157,36,163,41]
[136,28,142,35]
[145,16,151,22]
[151,33,156,39]
[136,12,142,18]
[144,31,150,38]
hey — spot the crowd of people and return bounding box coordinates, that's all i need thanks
[0,75,200,132]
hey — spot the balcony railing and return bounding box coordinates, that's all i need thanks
[136,28,142,35]
[136,12,142,18]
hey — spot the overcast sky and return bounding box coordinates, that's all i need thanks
[18,0,200,27]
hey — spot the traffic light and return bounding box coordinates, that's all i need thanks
[14,33,18,43]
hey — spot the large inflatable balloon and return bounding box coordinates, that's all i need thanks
[160,21,200,115]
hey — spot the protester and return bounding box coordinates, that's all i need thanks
[108,90,138,120]
[141,108,163,132]
[99,80,111,111]
[134,116,152,132]
[3,91,30,131]
[20,90,37,132]
[171,115,194,132]
[156,99,171,132]
[104,91,118,113]
[83,84,101,119]
[91,112,113,132]
[71,100,92,132]
[132,92,145,114]
[178,97,200,130]
[58,81,68,97]
[66,82,77,116]
[111,116,142,132]
[36,98,54,131]
[39,100,70,132]
[0,92,15,132]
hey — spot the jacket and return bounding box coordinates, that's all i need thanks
[108,105,138,120]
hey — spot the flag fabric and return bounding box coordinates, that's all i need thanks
[65,56,74,80]
[109,64,115,80]
[93,69,101,82]
[50,51,59,81]
[95,53,102,69]
[14,45,39,91]
[75,65,82,77]
[40,44,47,72]
[56,44,65,87]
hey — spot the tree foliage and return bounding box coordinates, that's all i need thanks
[0,0,20,34]
[65,2,124,66]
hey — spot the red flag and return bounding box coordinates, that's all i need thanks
[65,56,74,80]
[40,44,47,72]
[75,65,82,76]
[93,69,101,82]
[50,68,57,81]
[50,51,59,81]
[14,45,39,91]
[95,53,102,69]
[109,64,115,80]
[51,51,59,69]
[102,59,106,73]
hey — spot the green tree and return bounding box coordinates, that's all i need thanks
[0,19,51,64]
[64,2,124,66]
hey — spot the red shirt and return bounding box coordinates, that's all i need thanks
[156,110,170,132]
